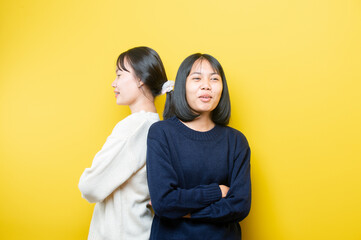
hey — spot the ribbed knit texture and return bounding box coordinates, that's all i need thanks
[146,117,251,240]
[79,111,160,240]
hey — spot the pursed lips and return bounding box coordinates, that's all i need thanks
[199,94,212,102]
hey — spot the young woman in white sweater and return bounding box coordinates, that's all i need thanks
[79,46,172,240]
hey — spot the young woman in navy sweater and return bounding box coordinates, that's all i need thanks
[146,53,251,239]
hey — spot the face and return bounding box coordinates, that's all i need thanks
[111,59,142,106]
[185,59,223,117]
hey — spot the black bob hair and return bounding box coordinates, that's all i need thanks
[116,46,167,97]
[163,53,231,126]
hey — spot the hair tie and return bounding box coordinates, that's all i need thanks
[161,80,175,95]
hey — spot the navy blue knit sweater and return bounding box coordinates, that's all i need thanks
[146,117,251,240]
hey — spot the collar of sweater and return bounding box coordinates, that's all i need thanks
[170,117,224,141]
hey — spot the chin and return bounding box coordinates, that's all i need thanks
[194,109,213,115]
[198,106,216,113]
[116,100,125,105]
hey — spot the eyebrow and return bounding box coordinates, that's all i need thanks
[189,72,219,76]
[189,72,201,76]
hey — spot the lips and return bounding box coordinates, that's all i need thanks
[114,91,119,98]
[199,94,212,102]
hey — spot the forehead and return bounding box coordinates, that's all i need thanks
[190,59,219,75]
[117,57,132,72]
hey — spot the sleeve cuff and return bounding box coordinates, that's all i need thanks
[202,183,222,205]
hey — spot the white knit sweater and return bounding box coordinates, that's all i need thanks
[79,111,160,240]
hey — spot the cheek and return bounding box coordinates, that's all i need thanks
[185,87,197,108]
[185,91,192,106]
[185,82,192,100]
[214,84,223,99]
[122,77,137,91]
[186,82,198,95]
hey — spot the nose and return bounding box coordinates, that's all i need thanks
[112,79,117,88]
[200,79,211,90]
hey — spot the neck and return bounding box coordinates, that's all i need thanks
[129,95,157,114]
[182,113,215,132]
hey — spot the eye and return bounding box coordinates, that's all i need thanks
[192,77,201,81]
[211,77,219,81]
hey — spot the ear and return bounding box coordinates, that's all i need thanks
[138,80,144,88]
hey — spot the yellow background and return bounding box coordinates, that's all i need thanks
[1,0,360,239]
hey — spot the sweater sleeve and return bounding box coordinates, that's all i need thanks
[190,143,251,223]
[78,120,149,203]
[146,125,222,219]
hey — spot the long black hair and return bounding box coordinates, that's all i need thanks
[116,46,167,97]
[163,53,231,126]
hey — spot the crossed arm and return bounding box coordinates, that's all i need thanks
[79,123,148,203]
[146,131,251,223]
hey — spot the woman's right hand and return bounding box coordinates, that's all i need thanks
[219,185,230,198]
